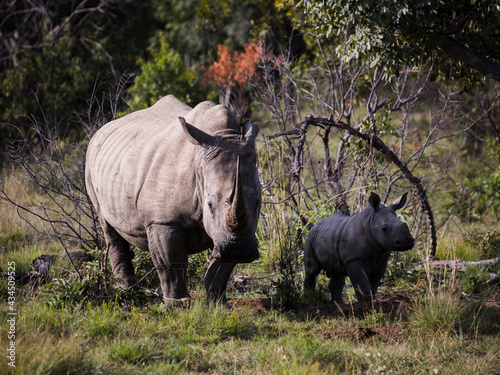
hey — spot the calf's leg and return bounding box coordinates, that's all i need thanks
[369,256,390,295]
[303,245,321,292]
[328,274,346,304]
[345,260,373,303]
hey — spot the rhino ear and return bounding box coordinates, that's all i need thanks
[242,120,259,142]
[179,117,214,146]
[389,192,408,211]
[368,192,381,211]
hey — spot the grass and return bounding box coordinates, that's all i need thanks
[0,293,498,374]
[1,259,499,374]
[1,200,499,374]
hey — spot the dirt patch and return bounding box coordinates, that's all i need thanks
[227,291,414,320]
[320,324,406,342]
[228,297,272,313]
[227,295,410,343]
[304,291,414,320]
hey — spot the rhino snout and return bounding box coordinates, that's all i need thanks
[211,235,259,263]
[394,236,415,251]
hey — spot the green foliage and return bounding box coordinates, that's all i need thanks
[299,0,500,84]
[1,32,96,148]
[125,32,212,111]
[459,267,493,295]
[0,1,155,155]
[131,247,159,289]
[266,224,303,310]
[466,230,500,259]
[258,204,304,310]
[384,261,427,290]
[39,256,108,308]
[459,144,500,220]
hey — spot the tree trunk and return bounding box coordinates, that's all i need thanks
[322,126,350,215]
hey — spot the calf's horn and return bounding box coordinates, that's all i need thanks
[226,157,250,232]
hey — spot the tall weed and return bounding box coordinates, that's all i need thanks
[258,204,303,310]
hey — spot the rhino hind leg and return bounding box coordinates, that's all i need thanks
[204,258,236,305]
[101,219,136,289]
[303,267,321,293]
[303,243,321,293]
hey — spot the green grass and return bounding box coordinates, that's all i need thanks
[1,269,499,375]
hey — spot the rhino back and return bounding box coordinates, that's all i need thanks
[309,210,374,274]
[85,96,236,244]
[308,214,350,274]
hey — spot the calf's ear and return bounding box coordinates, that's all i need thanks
[368,192,381,211]
[389,192,408,211]
[242,120,259,143]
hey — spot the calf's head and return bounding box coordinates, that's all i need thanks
[367,192,415,252]
[179,117,261,263]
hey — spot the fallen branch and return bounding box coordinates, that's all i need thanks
[422,257,500,272]
[0,251,92,284]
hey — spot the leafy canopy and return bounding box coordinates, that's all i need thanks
[125,33,211,111]
[299,0,500,84]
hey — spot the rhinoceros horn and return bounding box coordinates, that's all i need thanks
[226,157,250,232]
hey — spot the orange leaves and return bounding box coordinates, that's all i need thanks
[203,41,262,92]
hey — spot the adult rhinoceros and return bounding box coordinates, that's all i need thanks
[85,95,261,305]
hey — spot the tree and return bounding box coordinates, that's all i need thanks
[202,41,262,117]
[257,34,498,258]
[0,0,154,156]
[299,0,500,84]
[125,33,211,111]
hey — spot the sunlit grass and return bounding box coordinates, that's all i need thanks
[1,291,498,375]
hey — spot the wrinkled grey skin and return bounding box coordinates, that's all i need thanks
[304,192,415,304]
[85,95,261,304]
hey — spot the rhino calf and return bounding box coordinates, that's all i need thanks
[304,192,415,304]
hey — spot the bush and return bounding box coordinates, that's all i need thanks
[467,230,500,259]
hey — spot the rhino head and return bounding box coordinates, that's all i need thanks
[179,117,261,263]
[368,192,415,252]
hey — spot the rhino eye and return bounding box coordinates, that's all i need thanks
[207,199,215,215]
[382,225,391,233]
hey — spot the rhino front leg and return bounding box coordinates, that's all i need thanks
[146,224,190,304]
[345,260,373,303]
[369,258,390,295]
[328,274,346,304]
[204,258,236,305]
[102,219,136,289]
